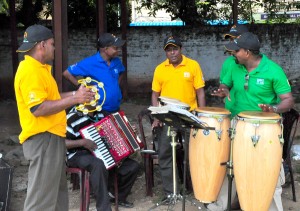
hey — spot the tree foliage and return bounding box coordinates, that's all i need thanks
[134,0,300,25]
[3,0,131,30]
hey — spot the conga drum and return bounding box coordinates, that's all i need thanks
[189,107,231,202]
[233,111,282,211]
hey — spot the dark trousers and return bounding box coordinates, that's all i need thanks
[157,125,190,195]
[67,151,139,210]
[67,150,111,211]
[108,158,140,201]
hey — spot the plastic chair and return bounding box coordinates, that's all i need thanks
[67,167,119,211]
[138,108,158,196]
[138,107,192,196]
[282,108,299,202]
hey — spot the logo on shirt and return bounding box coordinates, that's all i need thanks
[256,79,264,85]
[114,69,118,74]
[183,72,190,78]
[28,91,39,103]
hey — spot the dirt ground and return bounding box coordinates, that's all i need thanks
[0,99,300,211]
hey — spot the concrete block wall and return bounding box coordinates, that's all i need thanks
[1,24,300,99]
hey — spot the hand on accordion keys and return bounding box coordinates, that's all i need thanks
[80,138,98,152]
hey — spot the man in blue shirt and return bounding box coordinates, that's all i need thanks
[63,33,140,209]
[63,33,125,113]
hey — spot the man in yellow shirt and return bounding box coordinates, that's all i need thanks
[151,35,206,202]
[14,24,94,211]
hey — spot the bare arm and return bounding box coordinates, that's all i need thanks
[65,138,97,152]
[32,85,94,117]
[259,92,294,113]
[63,69,79,86]
[151,91,162,128]
[151,91,160,106]
[196,88,206,107]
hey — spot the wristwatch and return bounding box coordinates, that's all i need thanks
[272,105,278,113]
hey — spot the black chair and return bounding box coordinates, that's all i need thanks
[282,108,299,202]
[137,107,192,196]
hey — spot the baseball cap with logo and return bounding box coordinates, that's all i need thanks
[225,32,261,52]
[163,36,182,50]
[17,24,53,53]
[224,24,249,39]
[97,33,125,48]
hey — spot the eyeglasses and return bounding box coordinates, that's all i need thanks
[244,74,249,90]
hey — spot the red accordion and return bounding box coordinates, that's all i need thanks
[80,111,144,169]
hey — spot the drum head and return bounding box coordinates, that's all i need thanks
[195,107,231,115]
[238,111,281,120]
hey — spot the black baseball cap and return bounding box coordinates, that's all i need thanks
[163,36,182,50]
[17,24,53,53]
[224,24,249,39]
[97,33,125,48]
[225,32,261,51]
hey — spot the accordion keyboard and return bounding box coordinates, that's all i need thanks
[80,124,115,169]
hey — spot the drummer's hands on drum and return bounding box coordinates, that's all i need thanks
[152,118,163,128]
[258,104,277,113]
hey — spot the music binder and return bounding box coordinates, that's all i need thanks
[148,106,214,130]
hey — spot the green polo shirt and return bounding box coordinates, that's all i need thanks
[220,56,243,111]
[222,54,291,117]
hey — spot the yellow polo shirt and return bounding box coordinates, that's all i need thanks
[152,55,205,110]
[14,55,67,144]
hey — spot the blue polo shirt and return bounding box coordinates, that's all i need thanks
[67,52,125,112]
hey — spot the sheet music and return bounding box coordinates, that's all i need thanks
[148,105,208,128]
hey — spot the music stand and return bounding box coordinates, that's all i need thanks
[148,106,214,211]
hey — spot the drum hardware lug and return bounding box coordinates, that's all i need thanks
[215,130,222,140]
[279,123,284,145]
[228,128,236,140]
[251,135,260,146]
[203,129,210,136]
[192,129,198,138]
[279,136,284,144]
[217,117,224,123]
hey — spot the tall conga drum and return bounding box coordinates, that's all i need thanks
[233,111,282,211]
[189,107,231,202]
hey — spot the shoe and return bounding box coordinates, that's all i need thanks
[118,200,134,208]
[110,198,134,208]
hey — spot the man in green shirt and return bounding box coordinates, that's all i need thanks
[210,32,294,211]
[220,24,248,111]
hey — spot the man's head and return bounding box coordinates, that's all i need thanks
[225,32,260,52]
[97,33,125,59]
[163,35,183,66]
[17,24,54,53]
[224,32,261,64]
[224,24,249,39]
[163,36,182,50]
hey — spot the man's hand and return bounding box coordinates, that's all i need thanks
[152,118,163,128]
[258,104,277,113]
[74,85,95,104]
[80,138,98,152]
[211,88,231,101]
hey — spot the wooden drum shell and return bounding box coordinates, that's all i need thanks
[233,111,282,211]
[189,107,231,203]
